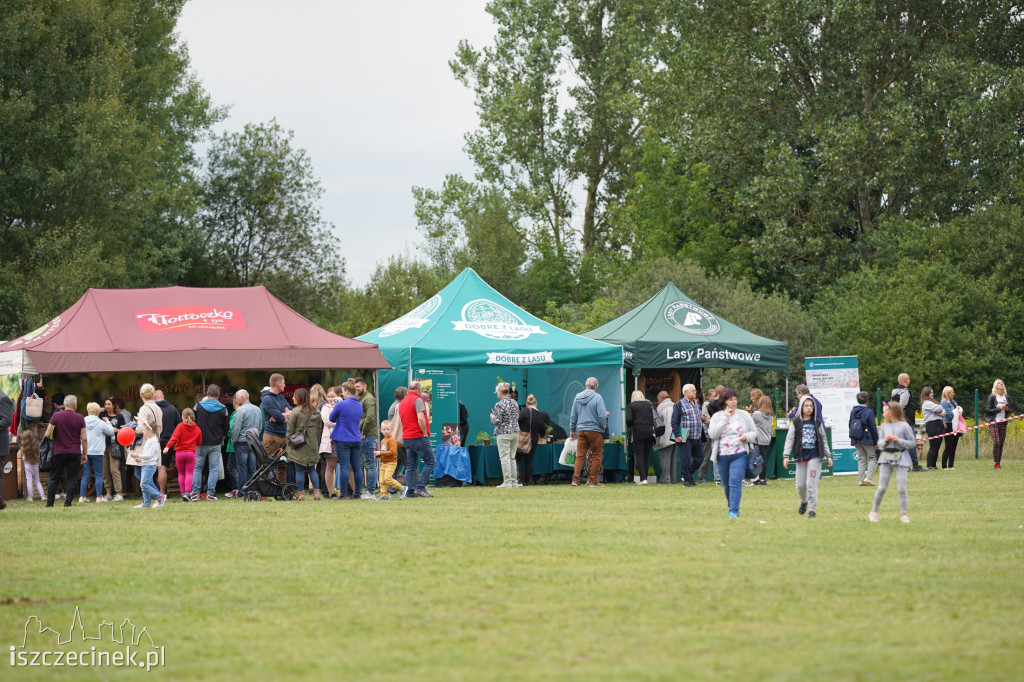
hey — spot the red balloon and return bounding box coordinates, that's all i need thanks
[117,427,136,447]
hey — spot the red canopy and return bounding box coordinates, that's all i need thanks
[0,287,389,373]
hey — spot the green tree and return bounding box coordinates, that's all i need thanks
[813,206,1024,392]
[642,0,1024,298]
[421,0,653,302]
[0,0,219,336]
[342,255,449,338]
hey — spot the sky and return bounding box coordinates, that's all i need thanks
[177,1,496,286]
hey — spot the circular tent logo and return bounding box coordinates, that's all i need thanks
[664,301,720,336]
[380,295,442,337]
[453,299,545,341]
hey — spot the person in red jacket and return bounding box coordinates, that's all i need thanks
[164,408,202,502]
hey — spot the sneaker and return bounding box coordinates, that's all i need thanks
[153,495,166,508]
[199,493,208,501]
[586,482,604,487]
[224,490,237,499]
[133,502,149,509]
[741,480,754,487]
[181,494,191,503]
[728,511,738,519]
[113,494,124,502]
[714,481,723,486]
[405,490,420,498]
[753,480,767,486]
[495,481,513,488]
[360,491,377,500]
[103,494,112,502]
[862,479,875,486]
[900,514,910,524]
[682,480,695,487]
[798,502,808,515]
[639,479,649,485]
[912,466,925,472]
[808,511,816,518]
[994,463,1002,469]
[571,481,580,486]
[206,494,218,501]
[868,510,879,522]
[79,496,89,503]
[188,493,201,502]
[418,489,434,498]
[398,486,408,499]
[95,496,108,503]
[380,495,390,500]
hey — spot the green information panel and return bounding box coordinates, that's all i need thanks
[416,368,459,449]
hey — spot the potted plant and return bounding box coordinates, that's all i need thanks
[475,430,492,446]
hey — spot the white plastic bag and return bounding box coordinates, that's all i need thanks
[558,438,577,466]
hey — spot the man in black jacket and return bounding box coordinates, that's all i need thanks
[153,389,181,495]
[0,388,12,510]
[190,384,229,501]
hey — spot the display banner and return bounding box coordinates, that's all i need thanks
[804,356,860,474]
[417,369,459,449]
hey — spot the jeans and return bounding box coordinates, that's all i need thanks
[717,452,748,515]
[360,437,378,494]
[334,441,362,496]
[191,444,221,497]
[47,452,81,507]
[79,454,104,497]
[404,436,436,493]
[292,463,320,492]
[141,465,161,506]
[233,441,256,490]
[676,439,698,483]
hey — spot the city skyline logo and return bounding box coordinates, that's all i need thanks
[453,299,545,341]
[664,301,720,336]
[379,295,442,337]
[10,606,164,672]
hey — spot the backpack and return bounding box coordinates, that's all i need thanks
[848,409,866,442]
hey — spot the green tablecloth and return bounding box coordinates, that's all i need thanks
[467,442,626,485]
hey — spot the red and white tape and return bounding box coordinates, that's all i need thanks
[915,412,1023,446]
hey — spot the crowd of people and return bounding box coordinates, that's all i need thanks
[0,372,1015,515]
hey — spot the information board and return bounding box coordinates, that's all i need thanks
[416,368,459,449]
[804,356,860,475]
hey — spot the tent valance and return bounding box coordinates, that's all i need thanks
[0,286,389,374]
[583,283,789,372]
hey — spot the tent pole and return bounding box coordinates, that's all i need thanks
[373,369,380,428]
[785,375,789,416]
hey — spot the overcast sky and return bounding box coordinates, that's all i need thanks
[177,1,495,286]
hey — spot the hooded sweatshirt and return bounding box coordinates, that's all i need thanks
[849,404,879,446]
[261,388,291,436]
[155,399,181,445]
[84,415,115,457]
[569,389,607,434]
[195,397,229,445]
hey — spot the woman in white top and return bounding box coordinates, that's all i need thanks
[707,389,757,519]
[920,387,945,470]
[985,380,1011,469]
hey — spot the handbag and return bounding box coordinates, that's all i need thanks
[24,393,43,420]
[956,412,967,434]
[287,409,311,448]
[38,437,53,472]
[558,437,577,466]
[517,409,533,455]
[746,451,764,479]
[652,403,665,438]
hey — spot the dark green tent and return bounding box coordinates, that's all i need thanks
[583,282,789,373]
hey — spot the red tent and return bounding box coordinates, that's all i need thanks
[0,287,389,374]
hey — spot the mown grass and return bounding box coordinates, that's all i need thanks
[1,457,1022,681]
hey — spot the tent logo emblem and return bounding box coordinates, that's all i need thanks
[135,307,246,332]
[453,299,545,341]
[7,317,62,347]
[664,301,720,336]
[380,295,442,337]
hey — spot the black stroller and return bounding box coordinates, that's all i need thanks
[241,428,298,501]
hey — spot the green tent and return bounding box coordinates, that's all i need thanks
[583,282,789,373]
[357,269,625,445]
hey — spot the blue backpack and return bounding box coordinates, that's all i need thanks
[848,409,867,442]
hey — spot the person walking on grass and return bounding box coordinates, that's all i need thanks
[986,379,1011,469]
[491,382,521,488]
[849,391,880,486]
[782,396,833,519]
[44,395,87,508]
[134,415,165,509]
[286,388,324,501]
[80,402,115,503]
[375,420,405,499]
[165,408,201,502]
[921,387,945,470]
[707,389,756,518]
[870,402,916,523]
[569,377,608,487]
[939,386,963,470]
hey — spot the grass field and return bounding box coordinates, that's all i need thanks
[2,457,1022,681]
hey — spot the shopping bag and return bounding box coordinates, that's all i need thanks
[558,438,577,466]
[956,413,967,434]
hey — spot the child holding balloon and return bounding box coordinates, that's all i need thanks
[164,408,202,502]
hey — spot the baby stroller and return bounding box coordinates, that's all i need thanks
[241,428,298,501]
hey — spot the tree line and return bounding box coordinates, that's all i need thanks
[3,1,1022,394]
